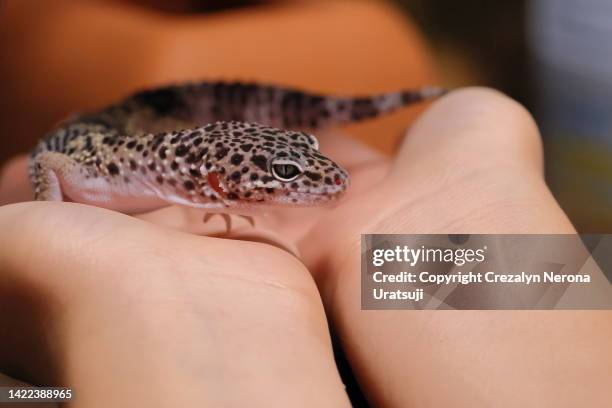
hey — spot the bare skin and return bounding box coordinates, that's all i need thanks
[0,88,610,407]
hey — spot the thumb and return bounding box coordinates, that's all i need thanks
[384,87,574,233]
[393,87,543,180]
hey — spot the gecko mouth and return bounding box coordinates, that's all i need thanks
[216,189,346,209]
[269,189,347,207]
[269,174,350,206]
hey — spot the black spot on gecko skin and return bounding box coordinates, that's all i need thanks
[239,144,253,152]
[351,98,378,120]
[107,162,119,175]
[84,136,93,151]
[175,144,189,157]
[133,87,185,115]
[183,180,195,190]
[126,140,137,149]
[185,153,199,164]
[156,175,164,184]
[249,173,259,181]
[170,161,179,171]
[304,171,322,181]
[215,147,230,160]
[151,134,165,150]
[230,153,244,165]
[158,147,167,160]
[251,155,268,172]
[129,160,138,171]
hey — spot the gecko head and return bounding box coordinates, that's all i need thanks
[202,122,349,207]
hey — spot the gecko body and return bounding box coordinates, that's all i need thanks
[29,81,443,215]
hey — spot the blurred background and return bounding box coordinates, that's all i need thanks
[1,0,611,231]
[405,0,612,233]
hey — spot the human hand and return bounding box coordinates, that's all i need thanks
[299,88,611,407]
[0,200,353,407]
[1,88,610,407]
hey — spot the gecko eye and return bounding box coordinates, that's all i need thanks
[270,158,303,182]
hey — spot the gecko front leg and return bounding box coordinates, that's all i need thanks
[31,149,168,213]
[31,151,128,208]
[31,151,83,201]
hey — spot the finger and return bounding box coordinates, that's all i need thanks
[385,87,574,234]
[395,87,543,177]
[0,202,350,406]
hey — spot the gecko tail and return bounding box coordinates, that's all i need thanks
[123,80,447,131]
[311,85,447,128]
[400,86,448,104]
